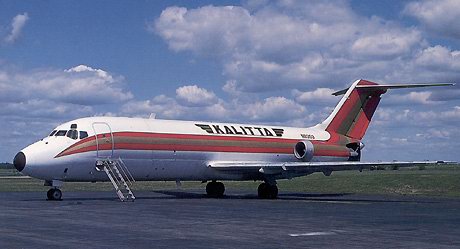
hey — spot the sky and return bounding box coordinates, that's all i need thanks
[0,0,459,162]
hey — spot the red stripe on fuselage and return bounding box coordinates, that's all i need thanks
[114,132,297,143]
[56,131,351,158]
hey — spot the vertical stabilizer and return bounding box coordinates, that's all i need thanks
[316,79,454,140]
[317,79,385,140]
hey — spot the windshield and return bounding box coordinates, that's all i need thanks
[48,129,89,140]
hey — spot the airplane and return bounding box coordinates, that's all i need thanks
[12,79,456,201]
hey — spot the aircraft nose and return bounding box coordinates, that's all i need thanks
[13,152,26,172]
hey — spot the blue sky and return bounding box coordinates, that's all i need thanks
[1,0,459,162]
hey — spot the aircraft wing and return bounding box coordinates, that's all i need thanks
[209,160,456,175]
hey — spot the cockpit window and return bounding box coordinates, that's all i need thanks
[52,129,88,140]
[55,130,67,136]
[66,130,78,140]
[79,131,89,139]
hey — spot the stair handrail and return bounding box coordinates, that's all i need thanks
[117,157,136,184]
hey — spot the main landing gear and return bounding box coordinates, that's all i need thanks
[257,182,278,199]
[205,180,278,199]
[206,181,225,198]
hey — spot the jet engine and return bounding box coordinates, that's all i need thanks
[294,140,314,161]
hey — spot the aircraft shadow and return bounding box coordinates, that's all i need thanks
[16,191,439,204]
[147,190,437,204]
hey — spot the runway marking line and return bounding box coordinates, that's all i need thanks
[302,200,369,205]
[0,176,31,179]
[289,231,336,237]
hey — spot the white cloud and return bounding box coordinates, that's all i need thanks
[414,45,460,71]
[121,95,188,119]
[375,106,460,127]
[122,84,309,124]
[351,28,421,58]
[242,96,306,121]
[293,88,336,104]
[222,80,239,95]
[65,64,114,82]
[176,85,218,106]
[405,0,460,39]
[152,6,252,56]
[152,1,435,92]
[363,104,460,161]
[405,91,434,104]
[4,13,29,44]
[0,99,93,119]
[420,129,451,139]
[122,86,229,121]
[386,91,437,105]
[440,105,460,119]
[0,64,133,105]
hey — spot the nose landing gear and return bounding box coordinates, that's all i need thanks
[45,180,63,201]
[47,188,62,201]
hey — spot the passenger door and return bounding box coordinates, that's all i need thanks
[92,122,114,158]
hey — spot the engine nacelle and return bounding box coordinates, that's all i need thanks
[294,140,314,161]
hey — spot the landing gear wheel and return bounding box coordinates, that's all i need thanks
[47,188,62,201]
[206,181,225,198]
[257,183,278,199]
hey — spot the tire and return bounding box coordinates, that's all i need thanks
[206,181,225,198]
[258,183,278,199]
[268,185,278,199]
[47,189,53,200]
[47,188,62,201]
[258,183,269,199]
[216,182,225,197]
[206,182,215,196]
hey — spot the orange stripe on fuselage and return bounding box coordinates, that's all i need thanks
[55,132,351,158]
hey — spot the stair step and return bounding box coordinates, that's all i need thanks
[96,158,136,202]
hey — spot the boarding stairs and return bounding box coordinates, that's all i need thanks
[95,158,136,202]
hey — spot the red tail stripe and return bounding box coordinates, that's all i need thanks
[326,90,359,132]
[347,95,380,139]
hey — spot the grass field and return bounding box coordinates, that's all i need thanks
[1,165,459,197]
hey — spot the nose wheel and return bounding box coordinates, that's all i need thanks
[47,188,62,201]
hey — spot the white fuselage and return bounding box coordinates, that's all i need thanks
[18,117,349,182]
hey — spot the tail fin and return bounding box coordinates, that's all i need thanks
[317,79,454,140]
[319,79,382,140]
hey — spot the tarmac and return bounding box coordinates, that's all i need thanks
[0,190,459,249]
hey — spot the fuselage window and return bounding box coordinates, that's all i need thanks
[49,130,57,136]
[55,130,67,136]
[79,131,89,139]
[66,130,78,140]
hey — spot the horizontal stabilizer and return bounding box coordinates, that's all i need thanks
[332,83,455,96]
